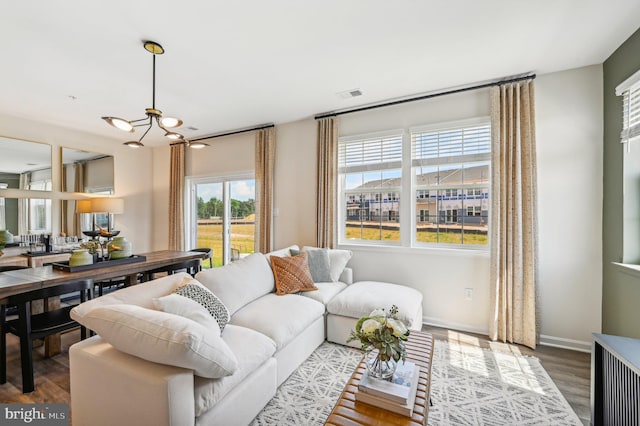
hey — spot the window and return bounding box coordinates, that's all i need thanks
[338,118,490,249]
[186,175,255,266]
[339,132,402,243]
[617,69,640,146]
[412,121,490,246]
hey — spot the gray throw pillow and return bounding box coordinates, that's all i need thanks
[290,248,332,282]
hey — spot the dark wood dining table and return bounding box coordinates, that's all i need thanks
[0,250,206,356]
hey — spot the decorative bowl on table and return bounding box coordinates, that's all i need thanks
[82,230,120,239]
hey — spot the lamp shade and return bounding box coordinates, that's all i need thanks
[91,198,124,214]
[75,199,93,214]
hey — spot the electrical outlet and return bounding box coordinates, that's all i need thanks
[464,288,473,300]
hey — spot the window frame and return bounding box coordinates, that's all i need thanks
[185,172,255,266]
[338,117,491,251]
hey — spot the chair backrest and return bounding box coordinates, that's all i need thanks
[7,279,94,305]
[191,248,213,267]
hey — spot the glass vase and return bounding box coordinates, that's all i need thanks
[365,348,397,380]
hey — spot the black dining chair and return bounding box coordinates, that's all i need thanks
[190,248,213,274]
[0,279,94,393]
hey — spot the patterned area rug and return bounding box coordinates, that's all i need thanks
[251,340,581,426]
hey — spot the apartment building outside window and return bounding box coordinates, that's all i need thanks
[338,117,490,249]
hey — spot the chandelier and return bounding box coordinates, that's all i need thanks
[102,41,208,149]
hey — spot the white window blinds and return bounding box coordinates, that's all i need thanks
[616,69,640,145]
[411,123,491,166]
[338,133,402,173]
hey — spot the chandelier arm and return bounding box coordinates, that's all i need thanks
[130,117,150,124]
[137,119,154,143]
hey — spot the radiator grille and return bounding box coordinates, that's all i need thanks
[597,342,640,425]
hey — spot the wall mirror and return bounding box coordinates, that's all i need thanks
[61,147,114,194]
[0,136,52,191]
[0,197,52,237]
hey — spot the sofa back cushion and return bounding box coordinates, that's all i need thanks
[195,253,275,316]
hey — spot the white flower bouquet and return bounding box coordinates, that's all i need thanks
[347,305,410,364]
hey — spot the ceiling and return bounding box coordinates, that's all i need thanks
[1,1,639,147]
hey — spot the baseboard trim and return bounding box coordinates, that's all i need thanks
[422,316,489,337]
[539,334,591,353]
[423,317,592,353]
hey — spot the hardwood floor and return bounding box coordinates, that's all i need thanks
[0,326,592,425]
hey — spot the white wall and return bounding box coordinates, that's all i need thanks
[535,65,603,348]
[0,114,154,253]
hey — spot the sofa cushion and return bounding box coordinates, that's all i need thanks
[195,253,274,316]
[290,248,332,282]
[327,281,423,327]
[193,324,276,416]
[303,246,353,282]
[71,273,191,320]
[230,293,324,350]
[300,281,348,305]
[76,304,238,379]
[171,278,230,331]
[270,253,317,295]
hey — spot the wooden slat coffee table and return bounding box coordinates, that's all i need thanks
[325,331,434,426]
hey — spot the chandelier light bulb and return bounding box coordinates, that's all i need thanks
[160,116,183,128]
[188,141,209,149]
[164,132,183,140]
[102,117,134,132]
[123,141,144,148]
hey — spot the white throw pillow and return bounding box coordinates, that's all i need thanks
[170,278,230,331]
[303,246,353,282]
[153,293,221,335]
[78,304,238,379]
[195,253,275,315]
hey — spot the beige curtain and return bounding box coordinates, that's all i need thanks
[316,117,338,248]
[168,143,185,251]
[73,163,85,237]
[255,127,275,253]
[489,80,538,349]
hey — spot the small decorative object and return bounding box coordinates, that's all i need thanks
[108,236,132,260]
[80,240,102,262]
[69,249,93,267]
[347,305,410,380]
[0,229,13,246]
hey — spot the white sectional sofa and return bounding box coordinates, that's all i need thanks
[69,246,423,426]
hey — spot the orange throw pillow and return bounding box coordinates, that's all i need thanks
[270,253,318,295]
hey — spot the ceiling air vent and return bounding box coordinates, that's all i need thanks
[337,89,363,99]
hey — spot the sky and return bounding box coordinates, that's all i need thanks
[196,179,255,202]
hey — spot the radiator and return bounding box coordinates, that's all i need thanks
[592,333,640,426]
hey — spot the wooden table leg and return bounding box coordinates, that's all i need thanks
[43,296,61,357]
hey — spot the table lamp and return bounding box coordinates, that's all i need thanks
[90,198,124,236]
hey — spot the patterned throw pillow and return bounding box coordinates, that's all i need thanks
[173,279,230,331]
[270,253,318,296]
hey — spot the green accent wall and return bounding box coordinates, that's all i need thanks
[603,27,640,337]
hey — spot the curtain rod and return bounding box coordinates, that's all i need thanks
[189,123,275,142]
[314,74,536,120]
